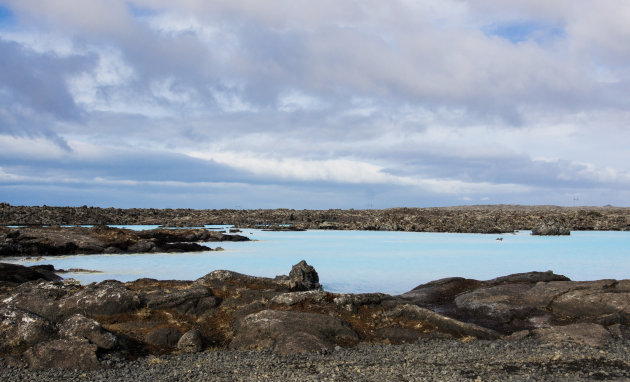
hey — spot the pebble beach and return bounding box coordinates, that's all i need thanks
[3,338,630,381]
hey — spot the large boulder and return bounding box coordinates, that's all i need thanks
[289,260,321,291]
[454,283,553,332]
[24,339,100,370]
[145,327,182,348]
[177,329,203,353]
[523,279,630,323]
[59,280,142,319]
[383,304,501,340]
[230,310,359,354]
[0,306,57,351]
[59,314,118,350]
[2,281,72,322]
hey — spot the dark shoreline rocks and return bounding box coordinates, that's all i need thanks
[1,260,629,375]
[0,226,248,258]
[2,203,630,233]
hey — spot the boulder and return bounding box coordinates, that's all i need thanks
[453,283,551,332]
[25,339,100,370]
[289,260,321,291]
[145,327,182,348]
[384,304,501,340]
[0,306,57,351]
[531,323,612,347]
[523,279,630,323]
[230,310,359,354]
[2,281,72,321]
[177,329,203,353]
[59,314,118,350]
[398,277,483,307]
[143,285,219,315]
[59,280,142,318]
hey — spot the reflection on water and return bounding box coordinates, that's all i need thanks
[7,229,630,295]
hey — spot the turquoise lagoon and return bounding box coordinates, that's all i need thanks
[7,229,630,295]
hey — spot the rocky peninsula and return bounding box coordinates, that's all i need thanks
[2,203,630,233]
[0,225,249,258]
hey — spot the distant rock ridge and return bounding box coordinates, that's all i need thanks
[2,203,630,233]
[1,261,628,370]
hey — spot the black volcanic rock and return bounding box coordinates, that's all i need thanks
[0,263,62,283]
[2,261,630,370]
[0,226,244,257]
[229,309,359,354]
[289,260,322,291]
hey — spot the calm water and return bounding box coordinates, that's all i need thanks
[7,228,630,295]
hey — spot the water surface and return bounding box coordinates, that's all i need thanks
[7,229,630,294]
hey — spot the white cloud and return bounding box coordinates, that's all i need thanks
[1,0,630,207]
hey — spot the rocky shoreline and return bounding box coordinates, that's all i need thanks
[2,203,630,232]
[1,261,630,380]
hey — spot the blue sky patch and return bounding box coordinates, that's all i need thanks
[126,1,157,18]
[0,5,15,26]
[485,21,565,44]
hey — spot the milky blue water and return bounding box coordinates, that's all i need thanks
[7,229,630,295]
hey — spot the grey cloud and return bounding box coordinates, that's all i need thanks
[0,39,93,120]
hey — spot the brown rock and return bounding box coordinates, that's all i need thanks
[0,263,62,283]
[25,339,100,370]
[230,310,359,354]
[531,323,612,347]
[398,277,483,306]
[59,314,118,350]
[0,306,56,350]
[289,260,321,291]
[145,327,182,348]
[177,329,203,353]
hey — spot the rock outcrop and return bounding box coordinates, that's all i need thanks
[1,261,628,369]
[288,260,321,291]
[0,226,248,258]
[0,263,62,283]
[399,271,630,348]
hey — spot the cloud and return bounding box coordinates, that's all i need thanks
[0,1,629,207]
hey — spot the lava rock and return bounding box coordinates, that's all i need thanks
[289,260,322,291]
[59,314,118,350]
[24,339,100,370]
[145,327,182,348]
[230,309,359,354]
[177,329,203,353]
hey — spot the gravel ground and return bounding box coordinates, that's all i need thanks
[2,339,630,381]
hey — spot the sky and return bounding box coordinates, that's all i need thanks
[0,0,629,209]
